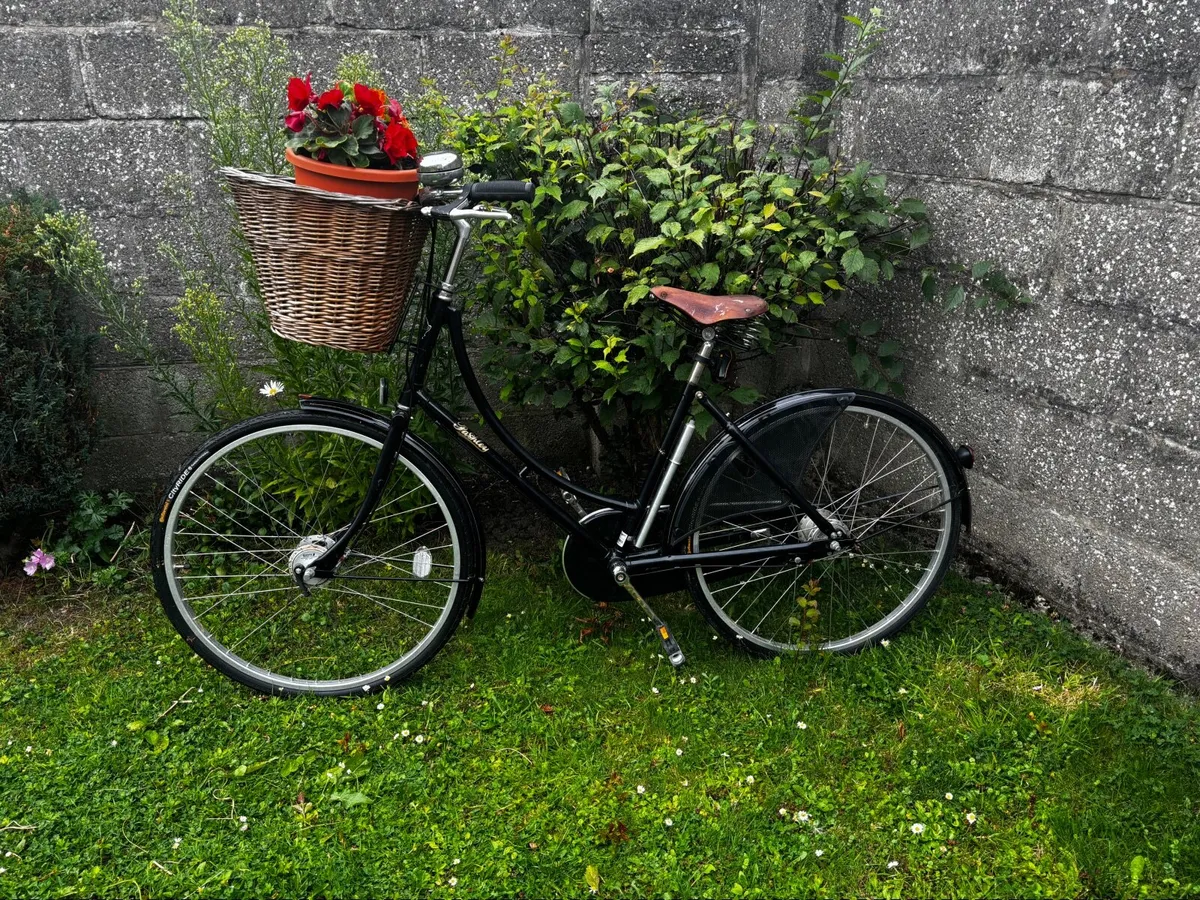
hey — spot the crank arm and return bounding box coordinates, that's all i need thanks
[611,562,685,667]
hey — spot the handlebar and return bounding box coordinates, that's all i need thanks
[466,180,534,203]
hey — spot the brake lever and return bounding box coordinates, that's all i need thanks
[448,207,513,222]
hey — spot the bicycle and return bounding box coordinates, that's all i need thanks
[151,152,975,696]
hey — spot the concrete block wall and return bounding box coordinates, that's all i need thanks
[0,0,1196,678]
[835,0,1200,682]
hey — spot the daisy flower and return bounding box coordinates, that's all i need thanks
[259,380,284,398]
[910,823,925,835]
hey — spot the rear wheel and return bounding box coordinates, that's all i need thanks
[686,395,961,654]
[151,410,480,695]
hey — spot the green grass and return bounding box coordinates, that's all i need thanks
[1,555,1199,898]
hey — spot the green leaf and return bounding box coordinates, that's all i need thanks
[842,247,865,277]
[570,259,588,280]
[560,199,589,220]
[631,236,666,257]
[697,262,720,290]
[330,791,370,807]
[585,865,601,893]
[625,283,651,305]
[859,319,881,337]
[641,168,671,187]
[945,284,966,311]
[878,339,901,358]
[551,388,572,408]
[556,101,585,124]
[851,352,871,377]
[898,197,926,218]
[1130,856,1146,886]
[971,260,993,279]
[649,200,673,223]
[585,223,615,245]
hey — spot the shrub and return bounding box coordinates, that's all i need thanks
[0,194,95,538]
[441,16,1025,466]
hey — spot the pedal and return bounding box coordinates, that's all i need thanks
[611,563,686,668]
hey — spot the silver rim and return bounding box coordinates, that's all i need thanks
[692,405,954,652]
[162,423,461,693]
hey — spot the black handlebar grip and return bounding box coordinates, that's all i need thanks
[467,180,535,203]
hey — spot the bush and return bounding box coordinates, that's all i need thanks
[0,194,95,537]
[441,16,1025,466]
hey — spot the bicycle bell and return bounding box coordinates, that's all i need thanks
[418,151,464,187]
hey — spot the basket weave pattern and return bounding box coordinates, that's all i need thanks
[222,168,430,353]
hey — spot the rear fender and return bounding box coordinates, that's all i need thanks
[668,388,973,546]
[668,390,855,547]
[845,390,973,533]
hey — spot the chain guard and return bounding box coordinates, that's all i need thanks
[562,509,687,603]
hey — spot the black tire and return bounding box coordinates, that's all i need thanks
[685,393,962,655]
[151,409,481,696]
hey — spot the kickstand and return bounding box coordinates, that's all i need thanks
[612,564,686,667]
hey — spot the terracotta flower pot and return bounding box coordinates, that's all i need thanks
[286,147,419,201]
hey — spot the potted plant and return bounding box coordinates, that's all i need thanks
[283,74,420,200]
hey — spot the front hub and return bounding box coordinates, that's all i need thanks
[289,535,335,590]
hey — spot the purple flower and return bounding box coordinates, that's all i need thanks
[22,549,55,576]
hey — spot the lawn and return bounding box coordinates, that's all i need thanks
[1,554,1198,898]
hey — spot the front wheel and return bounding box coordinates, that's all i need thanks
[151,409,480,696]
[685,394,962,655]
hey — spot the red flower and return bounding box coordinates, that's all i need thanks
[353,83,386,118]
[287,73,314,111]
[386,98,405,122]
[284,110,306,132]
[316,87,344,111]
[380,120,418,165]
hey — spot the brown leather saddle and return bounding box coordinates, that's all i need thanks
[650,286,768,326]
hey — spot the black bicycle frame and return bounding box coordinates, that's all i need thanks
[306,260,837,583]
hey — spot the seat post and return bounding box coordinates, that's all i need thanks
[687,327,718,383]
[628,326,717,550]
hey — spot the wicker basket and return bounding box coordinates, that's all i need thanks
[221,167,430,353]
